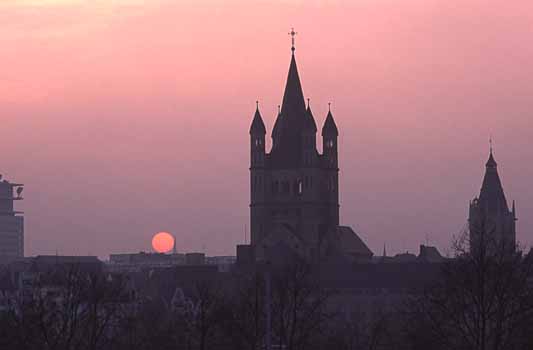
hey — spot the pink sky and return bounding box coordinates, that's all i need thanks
[1,0,532,258]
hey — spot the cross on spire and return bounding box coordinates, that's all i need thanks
[289,27,297,53]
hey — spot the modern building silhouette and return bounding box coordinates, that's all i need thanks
[469,148,516,252]
[247,36,372,263]
[0,176,24,259]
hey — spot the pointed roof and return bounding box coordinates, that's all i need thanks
[486,151,497,167]
[272,106,283,140]
[304,101,317,132]
[281,54,307,117]
[322,108,338,136]
[269,52,312,167]
[335,226,373,258]
[249,104,266,135]
[478,150,509,213]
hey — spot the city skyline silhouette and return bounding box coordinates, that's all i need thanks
[2,3,533,350]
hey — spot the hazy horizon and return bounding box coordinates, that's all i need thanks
[1,0,532,259]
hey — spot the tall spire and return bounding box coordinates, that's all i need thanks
[269,29,317,167]
[486,136,497,168]
[281,49,306,117]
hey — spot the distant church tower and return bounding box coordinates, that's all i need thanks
[469,147,516,253]
[249,31,341,261]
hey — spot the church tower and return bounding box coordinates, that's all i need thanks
[248,30,342,261]
[469,147,516,253]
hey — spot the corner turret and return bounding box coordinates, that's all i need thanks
[322,105,338,169]
[250,102,265,169]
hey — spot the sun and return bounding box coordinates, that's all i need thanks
[152,232,175,253]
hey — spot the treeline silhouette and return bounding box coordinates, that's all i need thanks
[2,224,533,350]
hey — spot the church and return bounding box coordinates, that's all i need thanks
[243,32,373,264]
[237,32,517,265]
[469,147,517,254]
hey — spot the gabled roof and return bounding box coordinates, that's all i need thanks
[417,245,444,263]
[335,226,373,257]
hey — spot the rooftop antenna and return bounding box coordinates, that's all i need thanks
[382,243,387,258]
[172,234,177,255]
[489,134,493,154]
[256,100,259,110]
[328,102,331,112]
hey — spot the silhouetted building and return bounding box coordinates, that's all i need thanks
[417,244,444,263]
[248,36,372,263]
[0,176,24,259]
[184,252,205,265]
[469,148,516,252]
[205,255,236,272]
[109,252,185,269]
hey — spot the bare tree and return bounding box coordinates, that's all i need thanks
[269,258,332,350]
[179,279,227,350]
[404,218,533,350]
[2,265,131,350]
[222,269,266,350]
